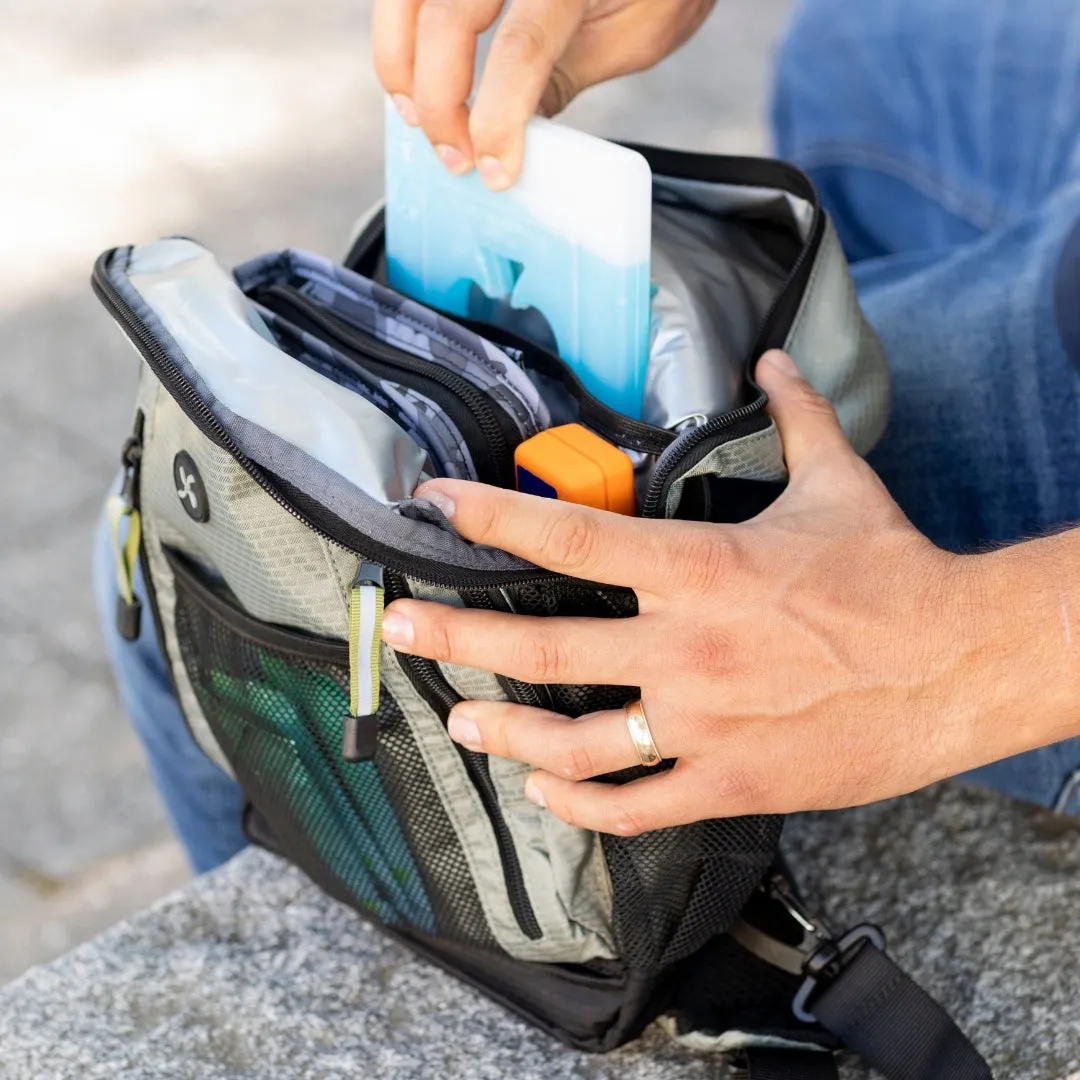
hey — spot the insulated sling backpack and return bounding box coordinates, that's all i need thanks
[96,145,994,1079]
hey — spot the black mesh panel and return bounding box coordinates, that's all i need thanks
[603,815,783,971]
[503,578,782,973]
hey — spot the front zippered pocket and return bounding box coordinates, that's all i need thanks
[384,570,543,942]
[164,545,437,931]
[253,283,518,488]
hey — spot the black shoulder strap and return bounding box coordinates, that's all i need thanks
[730,875,993,1080]
[745,941,993,1080]
[811,943,992,1080]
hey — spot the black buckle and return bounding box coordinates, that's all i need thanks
[792,924,887,1023]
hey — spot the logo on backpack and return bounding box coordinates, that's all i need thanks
[173,451,209,523]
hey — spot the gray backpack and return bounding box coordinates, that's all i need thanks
[95,145,990,1079]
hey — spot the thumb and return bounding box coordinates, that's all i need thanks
[755,350,852,474]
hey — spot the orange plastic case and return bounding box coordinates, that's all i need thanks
[514,424,636,516]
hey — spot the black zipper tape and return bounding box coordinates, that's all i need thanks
[253,283,519,488]
[452,316,675,456]
[385,572,544,941]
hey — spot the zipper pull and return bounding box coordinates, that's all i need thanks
[106,412,145,642]
[342,562,385,762]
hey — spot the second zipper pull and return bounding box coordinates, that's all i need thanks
[341,562,385,762]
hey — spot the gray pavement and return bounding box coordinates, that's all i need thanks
[0,0,792,982]
[2,784,1077,1079]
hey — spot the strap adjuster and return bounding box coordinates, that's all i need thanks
[792,924,887,1023]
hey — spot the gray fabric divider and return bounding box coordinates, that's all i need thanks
[136,375,233,777]
[663,421,787,518]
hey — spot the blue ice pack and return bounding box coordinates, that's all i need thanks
[384,100,652,419]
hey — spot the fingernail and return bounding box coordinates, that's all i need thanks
[477,155,511,192]
[392,94,418,126]
[524,776,547,809]
[381,609,414,649]
[434,144,470,175]
[416,484,456,521]
[761,350,799,377]
[447,711,481,749]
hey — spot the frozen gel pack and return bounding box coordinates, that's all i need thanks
[384,100,652,419]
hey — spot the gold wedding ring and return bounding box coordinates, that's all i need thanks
[624,699,662,768]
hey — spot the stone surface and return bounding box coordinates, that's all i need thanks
[0,783,1077,1079]
[0,0,791,982]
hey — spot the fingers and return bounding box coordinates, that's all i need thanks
[755,350,852,474]
[382,599,650,685]
[524,765,722,836]
[469,0,586,188]
[446,701,655,779]
[413,480,704,591]
[371,0,426,124]
[410,0,505,174]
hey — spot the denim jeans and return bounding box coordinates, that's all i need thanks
[93,0,1080,872]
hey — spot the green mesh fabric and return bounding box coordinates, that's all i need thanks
[171,562,435,933]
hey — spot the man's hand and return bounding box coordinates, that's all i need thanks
[380,351,1076,834]
[372,0,719,190]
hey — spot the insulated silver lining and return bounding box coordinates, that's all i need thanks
[642,177,811,430]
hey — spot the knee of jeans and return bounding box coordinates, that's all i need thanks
[91,487,122,640]
[772,0,881,157]
[772,0,949,160]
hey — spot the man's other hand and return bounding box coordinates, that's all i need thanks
[380,351,1065,834]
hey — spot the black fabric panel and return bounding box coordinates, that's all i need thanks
[744,1048,839,1080]
[242,797,660,1051]
[813,945,992,1080]
[400,933,657,1051]
[669,934,835,1050]
[704,477,787,523]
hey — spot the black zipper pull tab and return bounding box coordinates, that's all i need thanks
[107,411,145,641]
[342,562,385,762]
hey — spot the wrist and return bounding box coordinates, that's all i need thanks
[959,536,1080,763]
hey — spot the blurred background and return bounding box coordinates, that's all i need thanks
[0,0,792,982]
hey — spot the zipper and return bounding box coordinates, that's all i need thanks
[164,546,351,664]
[639,405,770,519]
[92,249,560,592]
[452,317,674,456]
[475,588,553,712]
[383,571,544,941]
[639,205,826,519]
[254,283,518,488]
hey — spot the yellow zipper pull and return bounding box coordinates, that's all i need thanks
[106,416,144,641]
[342,562,384,762]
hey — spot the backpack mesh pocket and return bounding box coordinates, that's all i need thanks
[502,578,783,974]
[167,547,497,950]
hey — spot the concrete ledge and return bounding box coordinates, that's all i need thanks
[1,784,1077,1079]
